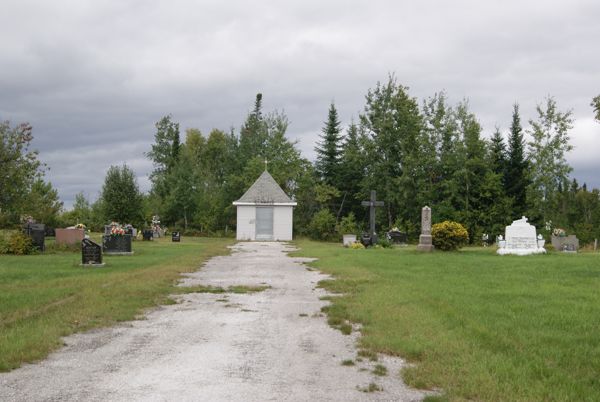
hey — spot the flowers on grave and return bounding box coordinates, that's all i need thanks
[349,241,365,249]
[110,226,126,236]
[75,223,87,230]
[20,215,35,224]
[552,228,566,237]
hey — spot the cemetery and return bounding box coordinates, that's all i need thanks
[2,40,600,401]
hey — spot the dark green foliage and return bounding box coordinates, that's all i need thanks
[21,179,63,227]
[337,212,359,236]
[100,164,144,226]
[0,121,44,224]
[592,95,600,122]
[505,104,529,217]
[360,75,424,230]
[315,102,343,186]
[308,209,337,240]
[431,221,469,251]
[6,231,35,255]
[526,97,574,225]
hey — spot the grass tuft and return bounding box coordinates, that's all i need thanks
[372,364,388,376]
[341,359,355,366]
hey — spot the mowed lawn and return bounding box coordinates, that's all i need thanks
[0,236,233,372]
[292,240,600,402]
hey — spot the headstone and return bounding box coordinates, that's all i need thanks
[360,233,372,247]
[44,227,56,237]
[551,235,579,253]
[104,225,112,236]
[417,206,434,252]
[387,230,407,245]
[497,216,546,255]
[55,228,85,246]
[102,234,133,255]
[361,190,384,245]
[23,223,45,251]
[172,231,181,242]
[142,229,154,241]
[343,234,357,246]
[81,239,104,266]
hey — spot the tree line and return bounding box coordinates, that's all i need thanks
[2,79,599,244]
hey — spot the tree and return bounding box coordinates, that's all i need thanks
[0,121,44,224]
[238,93,267,165]
[360,75,424,230]
[100,164,144,226]
[489,127,507,177]
[147,115,181,203]
[338,121,366,219]
[592,95,600,122]
[315,102,343,186]
[526,97,574,225]
[22,179,63,226]
[505,104,528,217]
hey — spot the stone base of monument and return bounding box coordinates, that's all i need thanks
[417,234,434,252]
[497,247,546,256]
[80,262,106,267]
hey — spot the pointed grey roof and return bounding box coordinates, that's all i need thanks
[233,171,296,205]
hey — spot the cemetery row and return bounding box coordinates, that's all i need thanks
[14,215,182,264]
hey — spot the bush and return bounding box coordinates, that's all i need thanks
[337,213,359,236]
[377,237,392,248]
[308,209,337,241]
[6,231,35,255]
[432,221,469,251]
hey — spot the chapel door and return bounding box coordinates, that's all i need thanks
[255,207,274,240]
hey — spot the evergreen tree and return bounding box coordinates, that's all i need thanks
[505,104,528,217]
[526,97,574,225]
[338,121,366,219]
[238,93,267,165]
[489,126,507,177]
[592,95,600,122]
[315,102,343,186]
[22,179,63,227]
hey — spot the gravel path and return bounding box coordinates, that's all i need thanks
[0,242,426,401]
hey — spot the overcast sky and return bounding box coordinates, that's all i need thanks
[1,0,599,208]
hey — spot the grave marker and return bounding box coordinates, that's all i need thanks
[361,190,384,245]
[81,239,104,266]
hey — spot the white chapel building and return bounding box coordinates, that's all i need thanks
[232,170,297,241]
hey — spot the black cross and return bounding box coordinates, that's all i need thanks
[361,190,384,237]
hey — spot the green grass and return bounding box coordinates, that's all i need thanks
[0,235,233,372]
[291,240,600,401]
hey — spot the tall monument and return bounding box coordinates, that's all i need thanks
[417,206,434,252]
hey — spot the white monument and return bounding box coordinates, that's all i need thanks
[497,216,546,255]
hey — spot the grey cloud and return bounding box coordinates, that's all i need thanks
[1,0,599,209]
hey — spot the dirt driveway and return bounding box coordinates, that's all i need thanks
[0,242,426,401]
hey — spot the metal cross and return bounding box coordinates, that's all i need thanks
[361,190,384,236]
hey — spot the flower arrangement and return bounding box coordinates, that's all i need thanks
[349,241,365,249]
[75,223,87,230]
[110,226,125,236]
[552,228,566,237]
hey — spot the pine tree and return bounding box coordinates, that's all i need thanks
[592,95,600,122]
[239,93,267,165]
[489,126,507,177]
[315,102,343,186]
[505,104,528,217]
[338,121,365,219]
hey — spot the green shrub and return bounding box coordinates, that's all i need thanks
[7,231,35,255]
[337,213,359,236]
[377,237,392,248]
[308,209,337,241]
[432,221,469,251]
